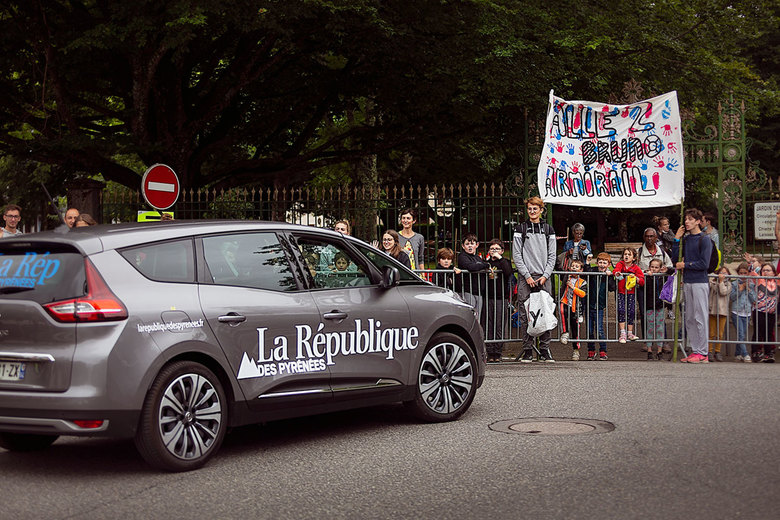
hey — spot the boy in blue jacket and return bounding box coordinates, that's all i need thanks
[585,252,615,360]
[672,208,713,363]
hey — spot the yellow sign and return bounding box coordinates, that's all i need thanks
[137,211,174,222]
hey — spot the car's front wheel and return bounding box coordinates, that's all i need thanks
[406,332,477,422]
[0,432,58,452]
[134,361,227,472]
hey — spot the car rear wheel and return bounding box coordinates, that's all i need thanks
[406,332,477,422]
[0,432,58,452]
[134,361,227,472]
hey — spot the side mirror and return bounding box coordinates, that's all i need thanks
[379,265,400,289]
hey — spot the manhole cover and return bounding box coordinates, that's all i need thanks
[489,417,615,436]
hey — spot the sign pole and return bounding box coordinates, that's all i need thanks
[672,201,685,362]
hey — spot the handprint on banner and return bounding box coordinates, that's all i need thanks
[662,124,672,136]
[571,161,580,173]
[548,142,556,153]
[654,158,665,168]
[640,160,648,171]
[667,141,678,153]
[665,159,679,172]
[566,143,575,155]
[560,160,569,171]
[622,107,630,118]
[548,156,557,166]
[652,171,660,189]
[627,127,636,138]
[626,161,634,168]
[556,141,564,153]
[662,100,671,119]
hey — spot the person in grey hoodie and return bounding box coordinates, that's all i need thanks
[512,196,557,363]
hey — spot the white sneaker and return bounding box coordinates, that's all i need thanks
[743,355,752,363]
[560,332,569,345]
[735,355,743,362]
[572,350,580,361]
[619,331,627,344]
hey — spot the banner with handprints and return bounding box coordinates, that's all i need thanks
[537,90,684,208]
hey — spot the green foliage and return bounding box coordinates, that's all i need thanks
[203,189,256,220]
[0,0,775,200]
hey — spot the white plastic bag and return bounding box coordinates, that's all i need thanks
[524,290,558,336]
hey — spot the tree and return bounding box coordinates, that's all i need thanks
[0,0,775,201]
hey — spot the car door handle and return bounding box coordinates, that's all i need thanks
[218,313,246,324]
[323,311,348,320]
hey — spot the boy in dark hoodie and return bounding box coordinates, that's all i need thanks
[457,232,490,325]
[585,252,615,360]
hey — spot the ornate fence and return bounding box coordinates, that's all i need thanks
[103,183,527,267]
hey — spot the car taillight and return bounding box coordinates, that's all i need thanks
[44,258,128,322]
[72,420,105,429]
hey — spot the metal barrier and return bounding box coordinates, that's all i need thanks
[417,268,780,360]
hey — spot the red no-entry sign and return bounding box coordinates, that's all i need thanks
[141,164,180,211]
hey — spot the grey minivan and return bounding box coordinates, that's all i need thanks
[0,221,485,471]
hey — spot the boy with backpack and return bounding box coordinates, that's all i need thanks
[512,196,557,363]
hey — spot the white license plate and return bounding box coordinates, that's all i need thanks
[0,362,25,381]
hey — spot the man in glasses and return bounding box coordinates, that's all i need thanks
[1,204,23,238]
[512,196,557,363]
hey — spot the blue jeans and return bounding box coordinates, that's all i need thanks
[587,308,606,352]
[731,313,749,357]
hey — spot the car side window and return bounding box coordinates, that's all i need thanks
[355,244,419,281]
[202,233,297,292]
[295,237,371,289]
[121,239,195,283]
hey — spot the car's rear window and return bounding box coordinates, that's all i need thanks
[120,239,195,283]
[0,242,86,304]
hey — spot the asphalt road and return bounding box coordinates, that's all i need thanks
[2,361,777,520]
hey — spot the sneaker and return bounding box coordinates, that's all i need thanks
[627,332,639,341]
[520,349,534,363]
[587,351,596,360]
[734,355,743,362]
[619,331,627,344]
[539,349,556,363]
[743,354,752,363]
[752,352,764,363]
[599,351,608,360]
[715,352,723,362]
[685,353,709,364]
[572,349,580,361]
[560,332,569,345]
[708,352,714,362]
[763,353,775,363]
[655,351,665,361]
[647,351,654,360]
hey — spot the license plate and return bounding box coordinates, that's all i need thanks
[0,361,25,381]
